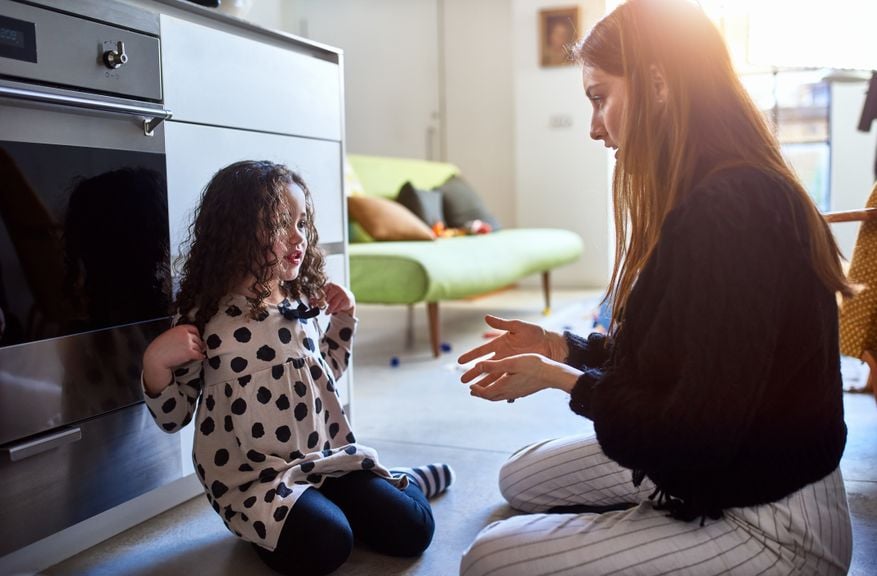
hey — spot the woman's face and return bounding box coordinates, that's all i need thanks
[272,183,309,282]
[583,65,627,155]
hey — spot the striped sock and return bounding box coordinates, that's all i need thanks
[391,463,455,499]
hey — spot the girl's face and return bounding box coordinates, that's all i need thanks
[583,65,627,155]
[273,183,309,283]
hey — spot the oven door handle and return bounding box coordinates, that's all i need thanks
[0,85,172,137]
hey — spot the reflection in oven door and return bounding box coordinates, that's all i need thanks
[0,98,172,446]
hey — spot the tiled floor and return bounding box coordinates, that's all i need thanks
[41,288,877,575]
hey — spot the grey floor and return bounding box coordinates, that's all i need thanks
[45,288,877,576]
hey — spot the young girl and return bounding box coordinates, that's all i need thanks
[142,160,454,576]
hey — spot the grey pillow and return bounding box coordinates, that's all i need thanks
[396,181,444,226]
[437,175,501,230]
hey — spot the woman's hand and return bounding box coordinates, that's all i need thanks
[324,282,356,316]
[142,324,205,395]
[461,353,582,402]
[457,315,568,365]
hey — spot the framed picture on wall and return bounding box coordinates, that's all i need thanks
[539,6,580,67]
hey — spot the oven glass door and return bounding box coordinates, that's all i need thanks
[0,97,171,445]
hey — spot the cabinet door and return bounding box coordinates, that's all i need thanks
[161,15,342,141]
[165,121,344,269]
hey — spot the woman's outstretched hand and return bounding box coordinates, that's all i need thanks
[461,353,581,402]
[456,315,568,365]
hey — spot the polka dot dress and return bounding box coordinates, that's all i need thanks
[143,294,403,551]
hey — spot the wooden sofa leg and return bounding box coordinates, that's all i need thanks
[405,304,415,349]
[542,271,551,315]
[864,349,877,402]
[427,302,440,358]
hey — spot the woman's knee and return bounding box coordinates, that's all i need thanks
[460,519,521,576]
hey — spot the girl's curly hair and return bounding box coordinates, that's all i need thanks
[174,160,327,333]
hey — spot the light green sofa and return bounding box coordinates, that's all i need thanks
[346,154,584,356]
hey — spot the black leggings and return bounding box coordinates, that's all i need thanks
[253,471,435,575]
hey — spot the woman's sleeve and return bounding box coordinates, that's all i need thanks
[570,181,795,474]
[142,358,203,433]
[564,331,612,369]
[320,312,357,382]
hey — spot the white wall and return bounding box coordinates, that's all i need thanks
[512,0,611,289]
[442,0,517,229]
[829,80,877,260]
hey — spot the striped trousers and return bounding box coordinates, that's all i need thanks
[460,435,852,576]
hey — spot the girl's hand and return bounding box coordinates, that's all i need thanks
[461,353,582,402]
[142,324,205,395]
[457,315,568,365]
[324,282,356,316]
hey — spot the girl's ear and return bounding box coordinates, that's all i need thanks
[650,64,668,104]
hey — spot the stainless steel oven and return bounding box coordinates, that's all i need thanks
[0,0,182,556]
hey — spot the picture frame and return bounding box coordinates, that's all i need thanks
[539,6,580,68]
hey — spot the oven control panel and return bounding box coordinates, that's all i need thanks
[0,1,161,101]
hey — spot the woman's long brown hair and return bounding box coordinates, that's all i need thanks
[174,160,327,333]
[577,0,852,329]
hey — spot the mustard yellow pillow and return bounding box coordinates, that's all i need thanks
[348,196,435,241]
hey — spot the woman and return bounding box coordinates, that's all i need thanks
[458,0,853,574]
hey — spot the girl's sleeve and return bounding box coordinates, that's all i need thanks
[569,176,795,474]
[143,359,203,433]
[320,312,357,381]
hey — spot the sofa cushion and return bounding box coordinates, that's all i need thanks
[348,228,583,303]
[397,182,444,227]
[347,154,459,199]
[348,196,435,241]
[437,175,501,231]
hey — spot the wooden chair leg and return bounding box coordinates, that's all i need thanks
[542,271,551,315]
[863,349,877,402]
[427,302,440,358]
[405,304,415,349]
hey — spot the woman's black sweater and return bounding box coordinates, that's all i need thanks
[567,166,847,520]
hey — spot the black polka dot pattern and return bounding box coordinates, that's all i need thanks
[214,449,229,466]
[230,357,248,373]
[256,345,276,361]
[206,334,222,349]
[234,327,252,343]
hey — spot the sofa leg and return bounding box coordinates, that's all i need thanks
[542,271,551,315]
[427,302,440,358]
[406,304,415,349]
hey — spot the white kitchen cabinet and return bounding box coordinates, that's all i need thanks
[161,14,342,141]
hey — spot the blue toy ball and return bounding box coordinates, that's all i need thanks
[390,356,400,367]
[440,342,452,353]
